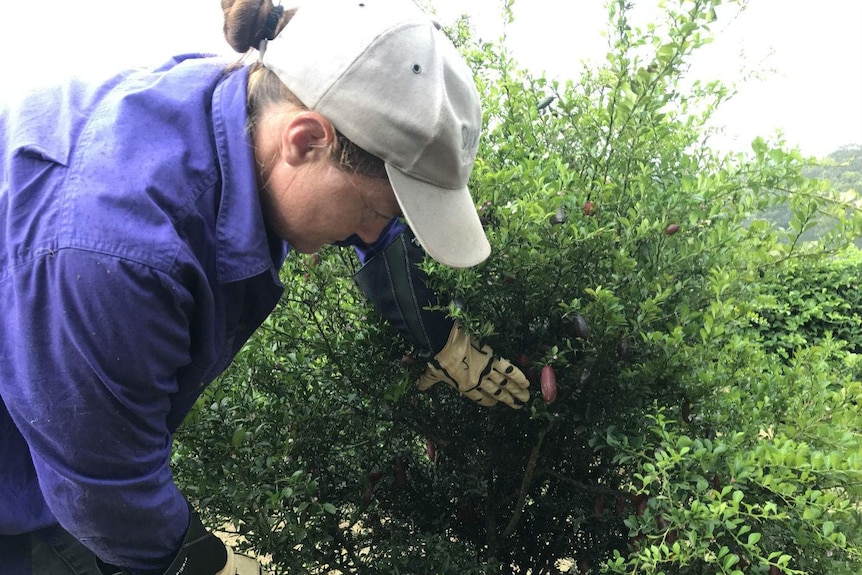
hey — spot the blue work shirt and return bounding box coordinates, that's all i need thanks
[0,54,402,572]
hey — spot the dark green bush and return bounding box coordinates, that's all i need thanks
[173,1,862,573]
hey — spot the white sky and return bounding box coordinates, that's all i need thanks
[2,0,860,158]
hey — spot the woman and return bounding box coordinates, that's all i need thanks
[0,0,529,574]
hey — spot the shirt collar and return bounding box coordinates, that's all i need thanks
[211,66,286,283]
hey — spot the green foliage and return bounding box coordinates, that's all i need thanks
[743,247,862,360]
[605,339,862,575]
[805,145,862,198]
[172,1,862,573]
[755,145,862,246]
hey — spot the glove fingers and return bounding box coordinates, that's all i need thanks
[495,390,525,409]
[484,376,526,408]
[492,358,530,391]
[484,360,530,407]
[492,372,530,403]
[461,386,498,406]
[509,385,530,403]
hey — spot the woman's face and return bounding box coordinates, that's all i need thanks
[261,157,401,254]
[255,110,402,253]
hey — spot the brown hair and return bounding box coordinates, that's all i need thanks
[220,0,387,179]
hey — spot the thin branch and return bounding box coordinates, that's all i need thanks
[502,422,553,538]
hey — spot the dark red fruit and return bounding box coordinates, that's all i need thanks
[540,365,557,404]
[583,200,596,216]
[617,335,630,358]
[394,460,407,488]
[592,495,605,517]
[400,354,416,366]
[368,468,384,485]
[426,440,436,461]
[665,223,680,235]
[573,314,591,339]
[550,206,567,225]
[682,400,693,423]
[637,498,648,516]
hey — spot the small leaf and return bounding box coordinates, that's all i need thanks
[747,532,761,546]
[231,428,246,447]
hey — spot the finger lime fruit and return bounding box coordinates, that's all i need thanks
[540,365,557,404]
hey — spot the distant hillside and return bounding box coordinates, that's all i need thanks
[806,144,862,194]
[756,144,862,245]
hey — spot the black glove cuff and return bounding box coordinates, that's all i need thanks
[354,228,453,356]
[96,504,227,575]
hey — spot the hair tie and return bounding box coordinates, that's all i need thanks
[258,4,284,59]
[263,4,284,41]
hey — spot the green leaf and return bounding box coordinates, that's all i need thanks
[747,532,761,546]
[231,428,246,447]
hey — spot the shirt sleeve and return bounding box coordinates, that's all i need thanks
[344,218,455,355]
[0,248,195,572]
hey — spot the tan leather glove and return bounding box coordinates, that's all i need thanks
[417,324,530,408]
[217,546,263,575]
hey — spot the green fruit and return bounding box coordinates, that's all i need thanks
[536,95,555,110]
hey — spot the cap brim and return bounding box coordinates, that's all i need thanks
[386,165,490,268]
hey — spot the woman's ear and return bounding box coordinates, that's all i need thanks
[280,112,334,166]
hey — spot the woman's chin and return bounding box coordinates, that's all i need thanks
[290,241,325,255]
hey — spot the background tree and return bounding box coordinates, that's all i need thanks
[173,1,862,573]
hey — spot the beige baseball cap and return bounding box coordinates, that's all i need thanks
[261,0,491,268]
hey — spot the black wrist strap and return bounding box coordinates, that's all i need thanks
[354,228,453,356]
[96,504,227,575]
